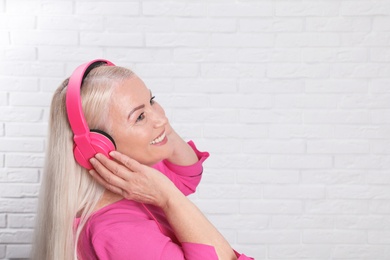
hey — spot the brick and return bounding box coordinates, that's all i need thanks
[5,123,47,137]
[208,3,273,17]
[107,17,173,32]
[373,17,390,31]
[303,230,366,244]
[146,33,208,47]
[175,18,236,32]
[307,140,369,154]
[76,2,139,15]
[0,138,44,152]
[370,200,390,214]
[0,107,43,122]
[0,214,5,228]
[0,184,39,198]
[238,230,301,244]
[240,18,303,32]
[269,124,334,139]
[11,31,78,46]
[305,79,368,93]
[0,31,9,45]
[334,125,390,139]
[0,15,35,30]
[203,124,268,139]
[136,63,198,78]
[6,1,40,15]
[267,63,329,78]
[302,48,368,63]
[270,215,334,229]
[269,245,332,259]
[239,79,304,93]
[333,245,387,259]
[80,32,143,47]
[240,200,303,214]
[341,1,390,16]
[306,17,371,32]
[238,48,301,63]
[371,79,390,93]
[0,229,32,243]
[368,231,390,244]
[335,155,390,169]
[143,2,205,16]
[38,16,104,31]
[201,63,266,78]
[327,185,390,199]
[5,244,32,259]
[275,1,339,16]
[0,168,39,183]
[1,46,36,61]
[237,170,300,184]
[211,33,274,47]
[40,1,73,14]
[0,77,39,92]
[335,215,390,230]
[305,200,368,214]
[304,110,369,124]
[243,140,305,154]
[5,153,44,168]
[174,48,237,63]
[276,33,340,47]
[270,155,332,169]
[174,78,237,93]
[263,185,325,199]
[0,198,37,213]
[0,62,63,77]
[240,110,302,124]
[8,214,35,228]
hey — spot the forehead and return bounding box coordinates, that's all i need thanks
[110,76,149,110]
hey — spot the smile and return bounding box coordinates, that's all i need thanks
[150,131,166,145]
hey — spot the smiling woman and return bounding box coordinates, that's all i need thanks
[31,59,253,260]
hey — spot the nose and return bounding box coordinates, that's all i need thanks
[152,107,168,128]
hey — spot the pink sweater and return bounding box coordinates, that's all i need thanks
[76,141,253,259]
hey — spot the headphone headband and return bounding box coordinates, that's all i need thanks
[66,59,116,169]
[66,59,115,135]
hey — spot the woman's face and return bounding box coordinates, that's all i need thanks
[109,76,173,166]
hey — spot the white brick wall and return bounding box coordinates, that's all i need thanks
[1,0,389,259]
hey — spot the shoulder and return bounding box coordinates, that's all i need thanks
[83,200,183,259]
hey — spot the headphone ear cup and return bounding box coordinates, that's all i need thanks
[73,130,116,170]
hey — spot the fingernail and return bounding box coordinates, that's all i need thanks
[89,158,96,164]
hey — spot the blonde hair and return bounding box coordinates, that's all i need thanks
[31,65,134,260]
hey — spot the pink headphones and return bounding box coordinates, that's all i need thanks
[66,59,116,169]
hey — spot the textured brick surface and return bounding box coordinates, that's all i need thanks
[1,1,390,259]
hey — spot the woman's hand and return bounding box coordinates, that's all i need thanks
[89,151,176,208]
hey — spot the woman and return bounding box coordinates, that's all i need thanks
[32,59,252,260]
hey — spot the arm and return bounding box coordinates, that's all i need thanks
[165,126,199,166]
[89,152,237,260]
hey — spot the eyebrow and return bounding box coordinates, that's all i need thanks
[128,104,145,119]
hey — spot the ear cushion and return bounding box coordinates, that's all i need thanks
[73,131,116,170]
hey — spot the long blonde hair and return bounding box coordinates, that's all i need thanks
[31,65,134,260]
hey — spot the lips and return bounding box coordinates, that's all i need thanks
[150,131,166,145]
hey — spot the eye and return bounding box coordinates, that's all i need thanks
[136,112,145,122]
[150,96,156,105]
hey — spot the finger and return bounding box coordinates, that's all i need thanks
[93,153,131,181]
[90,157,128,187]
[89,169,123,195]
[109,151,144,172]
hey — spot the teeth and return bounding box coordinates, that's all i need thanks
[150,132,166,145]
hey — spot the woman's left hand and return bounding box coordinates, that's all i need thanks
[89,151,177,208]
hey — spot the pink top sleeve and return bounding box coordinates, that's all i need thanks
[153,140,209,196]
